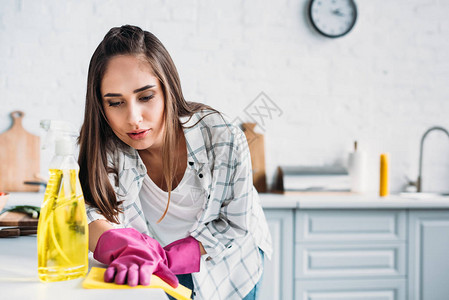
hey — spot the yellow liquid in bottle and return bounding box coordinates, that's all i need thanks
[37,169,89,282]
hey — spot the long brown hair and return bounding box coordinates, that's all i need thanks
[78,25,217,223]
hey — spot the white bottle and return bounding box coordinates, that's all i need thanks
[348,141,367,193]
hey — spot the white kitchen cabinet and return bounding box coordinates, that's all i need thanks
[408,210,449,300]
[296,210,406,242]
[296,278,406,300]
[296,242,406,279]
[295,209,407,300]
[258,194,449,300]
[259,209,294,300]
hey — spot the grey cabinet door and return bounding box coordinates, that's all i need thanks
[296,279,406,300]
[409,210,449,300]
[259,209,294,300]
[296,210,406,242]
[296,242,406,279]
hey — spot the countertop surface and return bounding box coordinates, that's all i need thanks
[0,235,169,300]
[4,191,449,210]
[259,192,449,209]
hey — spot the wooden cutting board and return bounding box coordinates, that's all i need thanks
[0,211,38,237]
[0,111,40,192]
[242,123,267,193]
[0,211,39,227]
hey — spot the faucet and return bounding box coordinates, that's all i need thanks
[417,126,449,192]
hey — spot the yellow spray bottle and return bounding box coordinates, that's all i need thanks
[37,120,88,282]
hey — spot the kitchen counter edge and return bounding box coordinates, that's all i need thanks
[6,192,449,210]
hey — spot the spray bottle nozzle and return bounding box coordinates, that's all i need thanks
[40,120,78,155]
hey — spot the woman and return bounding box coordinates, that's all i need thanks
[78,25,272,300]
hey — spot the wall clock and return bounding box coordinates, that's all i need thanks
[308,0,357,38]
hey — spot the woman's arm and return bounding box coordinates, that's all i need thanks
[191,128,255,261]
[199,241,206,255]
[89,218,206,254]
[88,219,114,252]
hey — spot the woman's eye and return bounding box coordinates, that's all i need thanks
[108,101,122,107]
[140,94,154,102]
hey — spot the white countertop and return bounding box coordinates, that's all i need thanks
[3,192,44,207]
[0,236,169,300]
[5,191,449,212]
[259,192,449,209]
[1,192,170,299]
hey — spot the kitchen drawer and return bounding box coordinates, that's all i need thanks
[296,242,406,279]
[296,210,406,242]
[296,278,406,300]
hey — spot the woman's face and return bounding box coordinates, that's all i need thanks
[101,55,165,151]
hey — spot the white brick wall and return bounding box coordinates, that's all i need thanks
[1,0,449,193]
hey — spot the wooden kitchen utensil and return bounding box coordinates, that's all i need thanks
[0,111,40,192]
[0,211,38,237]
[0,211,39,227]
[242,123,267,193]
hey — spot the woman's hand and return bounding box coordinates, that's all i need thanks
[163,236,201,274]
[93,228,178,287]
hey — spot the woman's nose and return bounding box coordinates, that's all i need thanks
[127,102,143,126]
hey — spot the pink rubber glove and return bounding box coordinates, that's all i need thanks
[93,228,179,287]
[163,236,201,275]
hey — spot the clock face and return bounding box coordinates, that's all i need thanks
[309,0,357,38]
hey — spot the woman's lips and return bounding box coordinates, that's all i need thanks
[127,129,150,140]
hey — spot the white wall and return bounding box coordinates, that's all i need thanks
[1,0,449,193]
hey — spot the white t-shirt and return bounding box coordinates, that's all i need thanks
[139,164,205,246]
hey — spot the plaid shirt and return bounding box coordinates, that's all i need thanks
[86,110,272,299]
